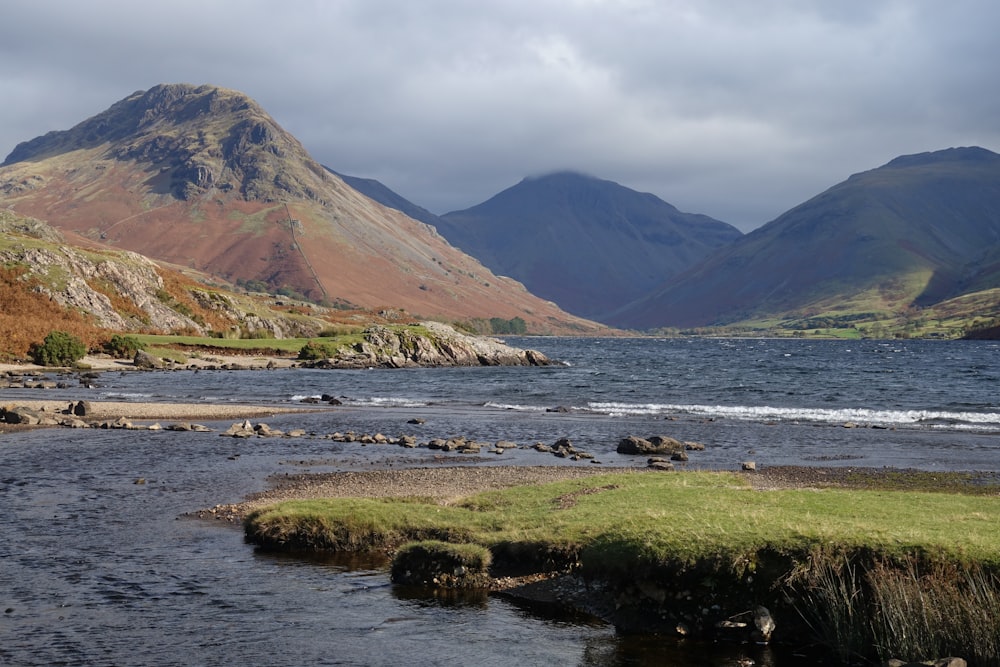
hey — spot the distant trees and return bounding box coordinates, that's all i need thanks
[488,317,527,335]
[453,317,529,335]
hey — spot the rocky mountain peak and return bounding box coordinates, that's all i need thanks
[4,83,330,203]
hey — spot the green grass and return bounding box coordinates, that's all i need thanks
[143,346,189,364]
[132,333,358,354]
[245,471,1000,570]
[131,325,432,355]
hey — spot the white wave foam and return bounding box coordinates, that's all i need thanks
[343,396,429,408]
[483,401,549,412]
[102,392,153,399]
[587,401,1000,429]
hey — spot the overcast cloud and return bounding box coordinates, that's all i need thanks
[2,0,998,231]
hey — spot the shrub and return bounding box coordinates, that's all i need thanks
[298,340,338,360]
[29,330,88,366]
[102,334,142,359]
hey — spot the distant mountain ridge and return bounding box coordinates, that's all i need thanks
[614,146,1000,329]
[328,169,443,228]
[429,172,742,322]
[0,83,605,335]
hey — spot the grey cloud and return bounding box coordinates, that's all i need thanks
[2,0,999,231]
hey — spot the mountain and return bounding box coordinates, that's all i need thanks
[615,147,1000,329]
[328,169,444,228]
[431,172,742,322]
[0,83,604,335]
[338,172,740,325]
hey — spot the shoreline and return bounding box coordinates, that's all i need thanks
[0,398,314,424]
[0,352,297,374]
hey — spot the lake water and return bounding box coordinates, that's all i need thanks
[2,337,998,665]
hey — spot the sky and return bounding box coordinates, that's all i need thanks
[2,1,998,232]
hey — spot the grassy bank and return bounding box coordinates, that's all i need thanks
[245,470,1000,664]
[133,333,353,354]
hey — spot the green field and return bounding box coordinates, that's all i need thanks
[132,330,366,354]
[245,471,1000,567]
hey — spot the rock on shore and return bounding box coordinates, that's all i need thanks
[299,322,552,368]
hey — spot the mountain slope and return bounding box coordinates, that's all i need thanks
[615,147,1000,329]
[329,169,444,228]
[432,172,741,322]
[0,210,342,357]
[0,84,604,335]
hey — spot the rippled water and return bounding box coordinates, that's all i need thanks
[2,337,998,665]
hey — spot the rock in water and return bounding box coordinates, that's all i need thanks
[752,606,775,643]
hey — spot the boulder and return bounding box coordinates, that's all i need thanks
[752,605,775,643]
[0,406,42,425]
[618,435,686,455]
[254,423,276,436]
[616,436,653,455]
[648,435,686,453]
[133,350,162,369]
[167,422,211,432]
[223,420,255,437]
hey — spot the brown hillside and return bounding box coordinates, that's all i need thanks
[0,84,605,335]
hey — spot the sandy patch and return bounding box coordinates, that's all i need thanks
[0,398,313,422]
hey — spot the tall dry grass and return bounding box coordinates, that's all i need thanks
[0,266,104,359]
[793,550,1000,665]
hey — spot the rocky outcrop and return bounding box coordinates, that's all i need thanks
[0,213,335,340]
[0,217,205,333]
[188,289,318,338]
[301,322,552,368]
